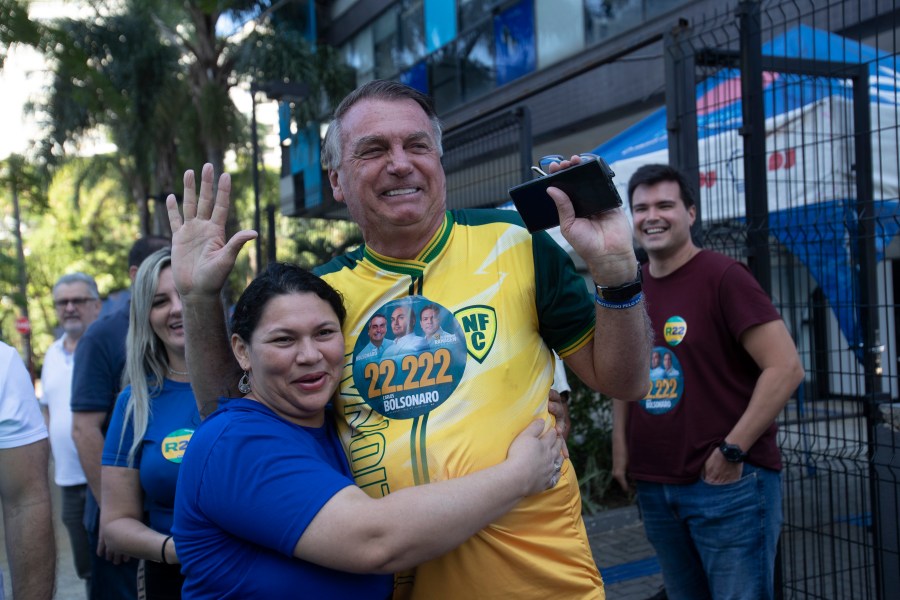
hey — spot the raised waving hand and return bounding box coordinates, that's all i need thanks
[165,163,257,299]
[165,164,255,416]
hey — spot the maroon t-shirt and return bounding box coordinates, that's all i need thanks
[626,250,784,484]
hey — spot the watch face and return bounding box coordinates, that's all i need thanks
[720,443,745,462]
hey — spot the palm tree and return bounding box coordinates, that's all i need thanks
[4,0,353,236]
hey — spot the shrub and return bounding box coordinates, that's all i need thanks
[564,365,634,514]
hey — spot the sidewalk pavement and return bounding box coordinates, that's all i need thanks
[3,482,661,599]
[587,504,665,599]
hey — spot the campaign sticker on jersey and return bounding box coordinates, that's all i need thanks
[161,428,194,463]
[664,316,687,346]
[453,305,497,363]
[352,296,468,419]
[641,347,683,415]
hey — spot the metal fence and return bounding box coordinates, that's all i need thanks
[664,1,900,597]
[442,107,533,211]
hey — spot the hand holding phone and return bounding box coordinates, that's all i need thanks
[508,155,623,233]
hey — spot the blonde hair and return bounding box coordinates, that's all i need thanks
[119,248,172,465]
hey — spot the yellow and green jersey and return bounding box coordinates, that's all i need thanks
[316,209,604,599]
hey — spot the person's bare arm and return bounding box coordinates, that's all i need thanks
[101,466,178,564]
[563,305,651,401]
[294,420,561,573]
[702,320,804,483]
[611,398,632,492]
[0,439,55,600]
[166,164,257,417]
[72,411,107,501]
[547,156,652,401]
[71,411,131,563]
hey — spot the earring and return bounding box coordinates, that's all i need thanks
[238,371,251,394]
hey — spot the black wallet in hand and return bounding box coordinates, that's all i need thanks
[507,157,623,233]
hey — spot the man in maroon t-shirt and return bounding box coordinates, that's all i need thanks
[612,164,804,600]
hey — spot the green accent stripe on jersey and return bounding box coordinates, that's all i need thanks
[418,413,430,482]
[409,415,431,485]
[418,212,454,263]
[452,207,525,228]
[314,246,365,277]
[557,321,596,358]
[363,248,426,277]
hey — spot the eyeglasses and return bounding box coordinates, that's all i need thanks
[533,153,600,177]
[54,297,97,309]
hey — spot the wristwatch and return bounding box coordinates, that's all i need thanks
[719,442,748,463]
[595,265,642,303]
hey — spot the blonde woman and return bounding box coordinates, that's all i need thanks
[101,248,198,599]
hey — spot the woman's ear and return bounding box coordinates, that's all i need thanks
[231,334,251,371]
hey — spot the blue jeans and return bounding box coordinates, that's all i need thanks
[636,464,783,600]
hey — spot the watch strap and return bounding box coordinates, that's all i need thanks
[595,265,643,303]
[719,442,747,463]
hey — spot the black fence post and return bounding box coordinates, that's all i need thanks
[664,19,702,239]
[737,0,771,295]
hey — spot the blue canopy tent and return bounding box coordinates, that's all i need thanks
[588,24,900,365]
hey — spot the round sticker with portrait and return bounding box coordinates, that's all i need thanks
[641,347,684,415]
[352,296,468,419]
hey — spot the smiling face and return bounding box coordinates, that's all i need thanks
[368,315,388,346]
[232,292,345,428]
[663,352,673,370]
[53,281,101,340]
[391,306,414,337]
[149,268,185,361]
[327,97,447,256]
[631,180,696,260]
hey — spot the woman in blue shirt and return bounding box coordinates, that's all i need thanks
[101,248,198,599]
[173,263,564,599]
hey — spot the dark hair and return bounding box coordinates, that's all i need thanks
[230,263,346,342]
[626,164,696,209]
[421,304,440,316]
[128,236,171,269]
[391,303,417,322]
[321,80,443,169]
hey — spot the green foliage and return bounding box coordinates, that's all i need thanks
[3,0,353,239]
[9,0,201,235]
[0,157,138,362]
[0,0,39,70]
[0,0,358,354]
[286,218,363,269]
[225,157,363,272]
[233,20,355,127]
[565,367,632,514]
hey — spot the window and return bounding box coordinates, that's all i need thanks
[373,5,401,79]
[458,0,500,32]
[397,0,426,70]
[344,27,374,84]
[536,0,584,68]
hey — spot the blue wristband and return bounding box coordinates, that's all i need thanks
[594,291,643,310]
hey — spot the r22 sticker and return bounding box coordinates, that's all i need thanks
[664,316,687,346]
[161,428,194,463]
